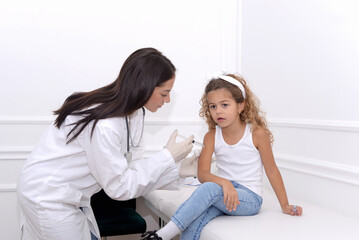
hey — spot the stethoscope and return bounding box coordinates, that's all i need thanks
[124,107,145,162]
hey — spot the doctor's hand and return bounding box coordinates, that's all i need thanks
[179,150,201,178]
[166,130,193,163]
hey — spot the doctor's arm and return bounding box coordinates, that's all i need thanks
[85,125,180,200]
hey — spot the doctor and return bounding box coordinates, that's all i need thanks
[17,47,197,240]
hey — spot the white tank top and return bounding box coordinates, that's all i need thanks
[215,124,263,196]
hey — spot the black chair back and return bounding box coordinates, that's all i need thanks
[91,189,147,236]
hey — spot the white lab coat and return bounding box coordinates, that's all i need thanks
[17,108,182,240]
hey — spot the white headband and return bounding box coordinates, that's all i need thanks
[218,75,246,98]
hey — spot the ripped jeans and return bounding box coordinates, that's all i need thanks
[171,181,263,240]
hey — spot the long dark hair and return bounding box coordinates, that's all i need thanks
[54,47,176,143]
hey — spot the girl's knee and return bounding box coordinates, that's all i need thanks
[249,206,261,216]
[254,204,262,215]
[243,202,262,216]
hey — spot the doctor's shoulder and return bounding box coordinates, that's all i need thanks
[100,108,144,131]
[95,117,126,135]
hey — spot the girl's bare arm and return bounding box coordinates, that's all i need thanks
[253,127,302,216]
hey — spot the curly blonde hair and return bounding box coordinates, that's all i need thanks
[199,74,274,143]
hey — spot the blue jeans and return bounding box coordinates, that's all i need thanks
[171,182,263,240]
[91,232,97,240]
[80,207,98,240]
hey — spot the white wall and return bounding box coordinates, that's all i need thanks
[240,0,359,218]
[0,0,238,239]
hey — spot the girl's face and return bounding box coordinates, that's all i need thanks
[144,77,175,112]
[207,88,244,128]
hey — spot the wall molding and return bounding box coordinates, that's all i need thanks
[0,116,54,125]
[0,146,163,161]
[275,153,359,186]
[0,146,33,160]
[1,117,358,191]
[0,184,17,192]
[269,118,359,132]
[0,116,205,126]
[1,116,359,131]
[0,147,167,193]
[145,118,205,126]
[1,147,358,190]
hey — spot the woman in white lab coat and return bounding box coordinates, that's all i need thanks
[17,48,196,240]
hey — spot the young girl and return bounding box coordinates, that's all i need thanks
[141,74,303,240]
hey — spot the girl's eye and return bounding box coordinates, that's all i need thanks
[209,105,216,109]
[222,104,228,107]
[161,94,168,97]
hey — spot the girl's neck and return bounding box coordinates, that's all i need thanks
[221,120,246,145]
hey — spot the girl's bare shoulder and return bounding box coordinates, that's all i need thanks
[203,128,216,147]
[252,126,270,147]
[206,128,216,137]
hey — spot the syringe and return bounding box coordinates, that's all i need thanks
[177,134,205,148]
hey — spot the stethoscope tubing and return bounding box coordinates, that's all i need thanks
[125,107,145,156]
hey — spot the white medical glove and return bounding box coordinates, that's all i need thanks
[179,150,201,178]
[165,130,194,163]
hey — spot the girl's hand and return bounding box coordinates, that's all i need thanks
[221,180,240,212]
[282,204,303,216]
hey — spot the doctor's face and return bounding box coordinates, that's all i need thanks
[144,77,175,112]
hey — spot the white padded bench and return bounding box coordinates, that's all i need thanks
[144,180,358,240]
